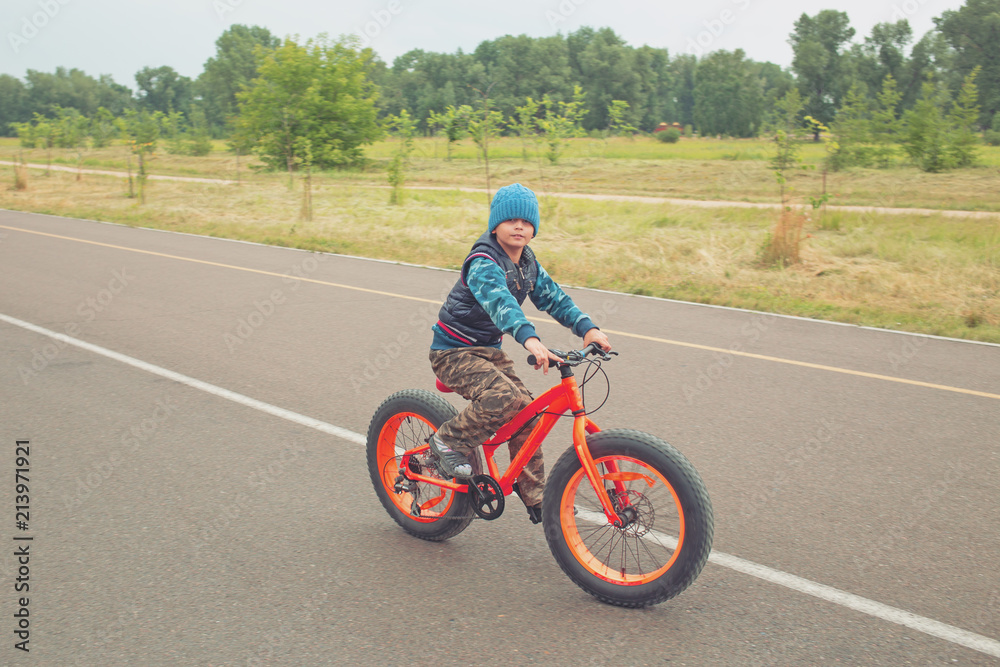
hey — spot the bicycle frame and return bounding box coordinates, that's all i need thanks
[399,364,630,525]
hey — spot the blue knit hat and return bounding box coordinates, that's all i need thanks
[488,183,540,236]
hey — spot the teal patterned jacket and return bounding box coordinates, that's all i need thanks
[430,255,595,350]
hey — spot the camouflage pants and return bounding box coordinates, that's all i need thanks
[429,346,544,506]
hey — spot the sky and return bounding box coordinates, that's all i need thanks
[2,0,969,88]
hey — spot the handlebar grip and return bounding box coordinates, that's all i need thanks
[527,354,538,366]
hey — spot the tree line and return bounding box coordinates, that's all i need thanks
[2,2,998,171]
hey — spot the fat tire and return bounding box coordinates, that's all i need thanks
[367,389,480,541]
[543,429,713,607]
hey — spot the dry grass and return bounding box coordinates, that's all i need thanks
[1,169,997,343]
[3,137,1000,211]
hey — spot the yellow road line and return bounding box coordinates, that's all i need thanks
[602,329,1000,400]
[3,223,998,401]
[0,224,437,304]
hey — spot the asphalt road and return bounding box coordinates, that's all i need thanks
[0,209,998,666]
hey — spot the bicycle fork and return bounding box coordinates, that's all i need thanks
[564,375,631,528]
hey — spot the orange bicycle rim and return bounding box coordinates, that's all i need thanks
[559,456,685,585]
[377,412,455,522]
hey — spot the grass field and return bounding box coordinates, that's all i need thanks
[4,136,999,211]
[2,164,997,343]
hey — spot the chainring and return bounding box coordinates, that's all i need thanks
[468,474,505,520]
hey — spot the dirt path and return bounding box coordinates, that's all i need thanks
[5,160,997,219]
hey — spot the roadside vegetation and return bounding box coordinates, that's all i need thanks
[2,154,996,343]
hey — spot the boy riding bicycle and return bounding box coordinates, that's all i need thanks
[428,183,612,523]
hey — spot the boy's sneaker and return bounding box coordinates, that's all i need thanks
[427,433,473,478]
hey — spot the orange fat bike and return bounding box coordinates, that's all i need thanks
[366,343,713,607]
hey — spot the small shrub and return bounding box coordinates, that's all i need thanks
[983,130,1000,146]
[964,311,984,328]
[759,208,805,267]
[657,128,681,144]
[12,163,28,191]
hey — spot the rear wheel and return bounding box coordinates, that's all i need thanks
[543,429,713,607]
[367,389,480,541]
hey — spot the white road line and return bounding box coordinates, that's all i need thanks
[574,510,1000,658]
[4,311,999,660]
[0,312,365,446]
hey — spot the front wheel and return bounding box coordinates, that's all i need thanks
[543,429,713,607]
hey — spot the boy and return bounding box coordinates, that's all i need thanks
[428,183,612,523]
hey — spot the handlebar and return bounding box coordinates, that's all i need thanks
[527,342,618,368]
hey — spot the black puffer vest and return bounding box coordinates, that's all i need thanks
[437,231,538,347]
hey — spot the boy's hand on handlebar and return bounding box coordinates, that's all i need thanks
[524,338,561,374]
[583,328,612,353]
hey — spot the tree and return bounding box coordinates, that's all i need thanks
[763,88,807,267]
[828,83,872,170]
[870,75,903,167]
[508,97,541,159]
[235,34,382,174]
[770,88,805,202]
[471,34,574,123]
[196,25,280,135]
[853,20,913,95]
[900,32,958,110]
[467,79,500,196]
[0,75,27,136]
[52,107,90,180]
[572,28,641,130]
[633,45,675,131]
[538,85,587,164]
[670,54,698,128]
[790,10,857,134]
[135,66,193,115]
[118,109,164,201]
[384,109,417,204]
[166,108,213,156]
[22,68,131,118]
[90,107,118,148]
[693,49,765,137]
[904,78,952,172]
[427,105,468,160]
[947,67,982,167]
[903,67,981,172]
[935,0,1000,128]
[606,100,637,137]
